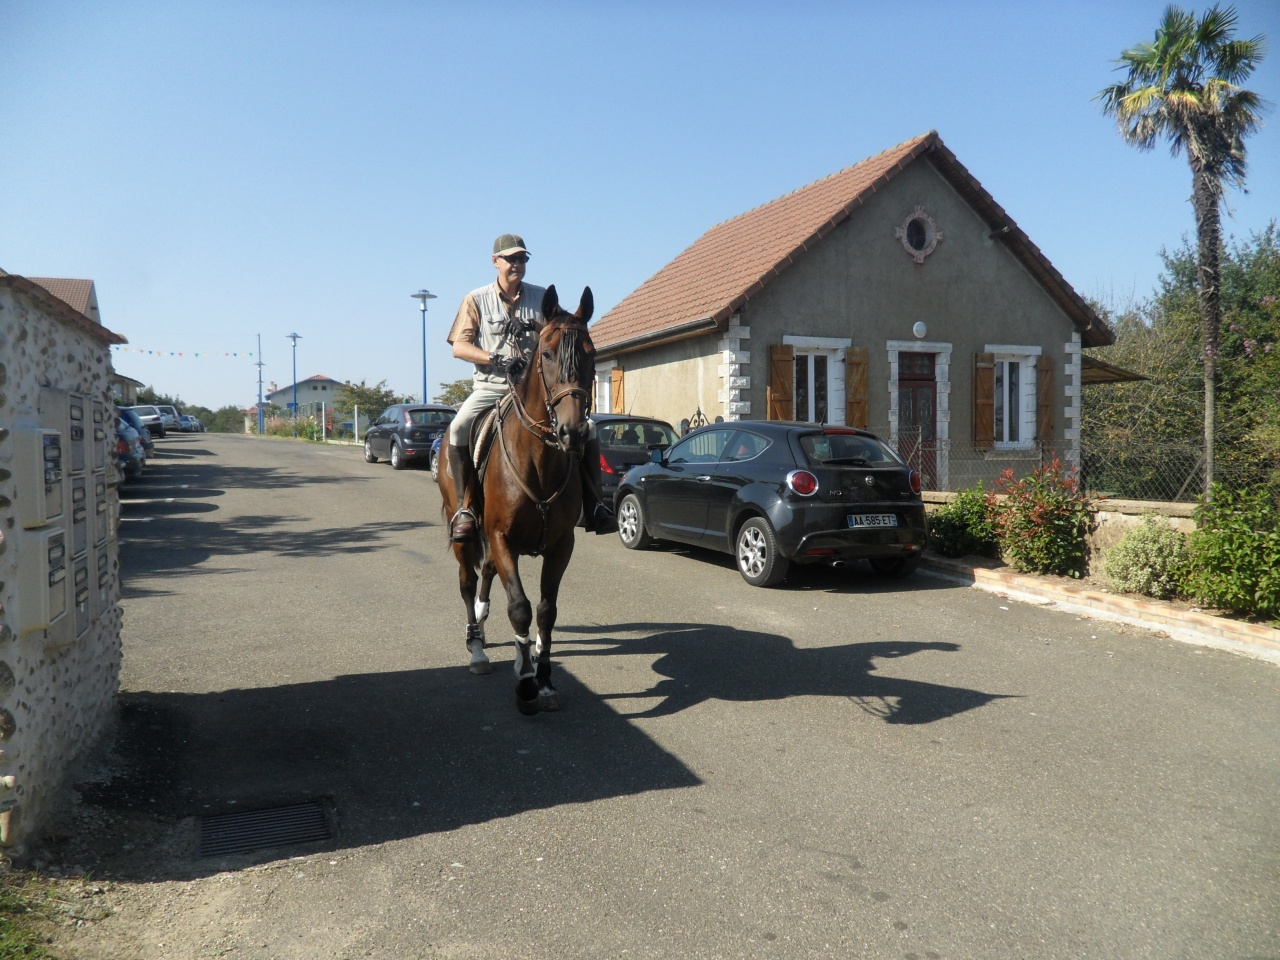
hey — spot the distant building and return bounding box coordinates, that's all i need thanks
[265,375,345,412]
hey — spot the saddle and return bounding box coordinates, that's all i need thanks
[468,393,518,492]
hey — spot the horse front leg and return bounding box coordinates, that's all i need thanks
[532,541,573,712]
[490,537,540,715]
[467,557,497,674]
[453,541,492,675]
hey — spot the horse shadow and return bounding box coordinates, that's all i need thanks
[555,621,1013,724]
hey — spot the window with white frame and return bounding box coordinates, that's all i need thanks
[784,336,849,425]
[989,346,1039,448]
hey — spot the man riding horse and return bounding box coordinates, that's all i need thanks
[444,233,617,542]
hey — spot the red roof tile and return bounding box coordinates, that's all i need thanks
[592,131,1113,352]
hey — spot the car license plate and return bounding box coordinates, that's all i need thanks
[848,513,897,528]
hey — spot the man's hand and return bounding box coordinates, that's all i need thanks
[489,353,527,379]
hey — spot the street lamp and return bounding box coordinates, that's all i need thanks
[411,289,437,403]
[287,332,302,436]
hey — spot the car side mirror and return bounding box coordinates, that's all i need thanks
[649,448,664,465]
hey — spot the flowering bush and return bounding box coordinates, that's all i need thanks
[988,458,1092,577]
[1103,516,1190,599]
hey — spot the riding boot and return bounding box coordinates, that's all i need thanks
[448,444,479,542]
[579,438,617,535]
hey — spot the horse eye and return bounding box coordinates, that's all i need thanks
[542,349,552,360]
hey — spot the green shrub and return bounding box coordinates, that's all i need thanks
[989,457,1092,577]
[1186,484,1280,620]
[927,485,998,558]
[1102,516,1190,599]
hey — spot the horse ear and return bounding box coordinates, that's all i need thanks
[541,284,560,318]
[576,286,594,323]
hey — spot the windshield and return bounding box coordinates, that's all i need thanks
[800,432,901,466]
[598,420,678,448]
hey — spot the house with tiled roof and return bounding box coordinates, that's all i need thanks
[265,374,346,412]
[589,131,1123,490]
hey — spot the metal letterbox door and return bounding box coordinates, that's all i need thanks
[68,395,86,474]
[92,400,107,471]
[73,555,91,638]
[95,545,112,620]
[93,474,109,546]
[17,429,66,528]
[70,476,88,556]
[48,531,68,632]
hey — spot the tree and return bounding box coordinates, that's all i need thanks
[1097,3,1268,493]
[435,378,471,407]
[333,380,411,420]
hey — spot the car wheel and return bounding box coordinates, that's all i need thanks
[390,440,405,470]
[869,555,921,578]
[617,494,652,550]
[430,449,440,483]
[736,517,789,587]
[363,440,378,463]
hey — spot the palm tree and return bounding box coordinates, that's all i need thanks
[1098,4,1267,494]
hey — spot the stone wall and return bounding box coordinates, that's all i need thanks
[0,276,125,858]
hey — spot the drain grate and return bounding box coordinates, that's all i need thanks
[198,801,331,858]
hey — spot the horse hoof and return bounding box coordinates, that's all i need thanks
[469,661,493,676]
[539,689,561,712]
[516,677,541,715]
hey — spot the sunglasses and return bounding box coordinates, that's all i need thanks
[500,254,529,265]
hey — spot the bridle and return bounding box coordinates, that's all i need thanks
[507,321,592,449]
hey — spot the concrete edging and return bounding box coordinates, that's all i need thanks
[920,554,1280,666]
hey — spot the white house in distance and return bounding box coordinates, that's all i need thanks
[265,375,345,413]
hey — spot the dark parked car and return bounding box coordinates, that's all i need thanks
[614,421,926,587]
[590,413,679,505]
[117,405,156,456]
[179,414,205,432]
[364,403,456,470]
[116,417,146,481]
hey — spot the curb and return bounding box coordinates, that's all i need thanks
[920,554,1280,666]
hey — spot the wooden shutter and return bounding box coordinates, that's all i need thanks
[768,344,794,421]
[610,366,625,414]
[1036,354,1054,442]
[845,347,868,428]
[974,352,994,449]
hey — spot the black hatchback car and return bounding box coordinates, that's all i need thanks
[590,413,680,504]
[363,403,456,470]
[614,421,927,587]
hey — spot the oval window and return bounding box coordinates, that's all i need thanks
[906,218,928,251]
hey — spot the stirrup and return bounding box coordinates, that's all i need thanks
[450,507,478,542]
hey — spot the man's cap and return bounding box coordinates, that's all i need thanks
[493,234,530,258]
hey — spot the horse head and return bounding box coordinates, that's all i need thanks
[519,284,595,455]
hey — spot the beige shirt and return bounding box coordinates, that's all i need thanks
[447,281,546,386]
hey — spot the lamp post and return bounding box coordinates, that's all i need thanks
[287,332,302,436]
[411,289,437,403]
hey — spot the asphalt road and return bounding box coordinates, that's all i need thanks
[52,432,1280,960]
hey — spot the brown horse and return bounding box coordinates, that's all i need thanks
[439,285,596,714]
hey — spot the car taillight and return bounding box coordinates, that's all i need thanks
[599,453,614,474]
[786,470,819,496]
[116,438,128,454]
[909,469,922,494]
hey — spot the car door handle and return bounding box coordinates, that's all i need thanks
[697,475,712,482]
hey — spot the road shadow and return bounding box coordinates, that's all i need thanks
[555,622,1013,722]
[62,661,701,882]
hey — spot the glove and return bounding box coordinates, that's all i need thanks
[489,353,527,379]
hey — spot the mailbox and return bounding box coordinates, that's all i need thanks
[68,395,86,474]
[16,528,68,637]
[70,476,88,556]
[92,474,109,547]
[95,545,113,620]
[91,400,107,472]
[15,428,64,528]
[72,556,91,639]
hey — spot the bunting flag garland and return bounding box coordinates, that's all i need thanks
[111,345,254,358]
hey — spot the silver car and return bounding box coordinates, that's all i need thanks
[127,404,167,438]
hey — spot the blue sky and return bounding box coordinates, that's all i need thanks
[4,0,1278,411]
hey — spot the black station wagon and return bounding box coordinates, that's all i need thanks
[363,403,456,470]
[614,421,927,587]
